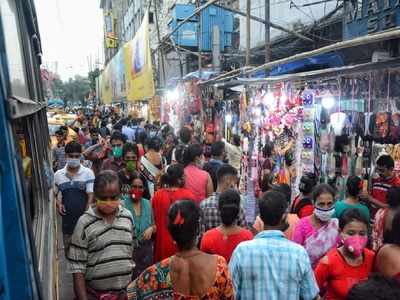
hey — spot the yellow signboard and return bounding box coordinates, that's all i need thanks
[124,12,155,101]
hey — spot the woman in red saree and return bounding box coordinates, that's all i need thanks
[152,164,195,263]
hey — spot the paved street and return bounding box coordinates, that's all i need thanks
[57,217,74,300]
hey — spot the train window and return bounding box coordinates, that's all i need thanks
[0,0,30,99]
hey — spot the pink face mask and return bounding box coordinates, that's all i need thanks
[344,235,368,257]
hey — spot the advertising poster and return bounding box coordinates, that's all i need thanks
[100,64,112,104]
[124,12,155,101]
[111,48,126,101]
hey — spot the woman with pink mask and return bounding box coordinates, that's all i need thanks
[314,208,374,300]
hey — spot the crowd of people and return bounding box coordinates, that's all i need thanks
[52,108,400,300]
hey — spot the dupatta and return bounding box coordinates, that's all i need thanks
[304,218,339,267]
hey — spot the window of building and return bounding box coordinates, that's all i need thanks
[149,12,154,24]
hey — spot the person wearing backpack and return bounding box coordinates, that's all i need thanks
[171,126,192,164]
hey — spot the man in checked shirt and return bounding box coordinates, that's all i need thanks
[199,164,246,235]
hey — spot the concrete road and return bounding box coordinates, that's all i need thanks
[57,217,74,300]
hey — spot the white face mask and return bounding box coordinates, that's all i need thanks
[67,158,81,168]
[314,206,335,222]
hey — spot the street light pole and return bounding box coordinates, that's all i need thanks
[246,0,251,66]
[265,0,271,63]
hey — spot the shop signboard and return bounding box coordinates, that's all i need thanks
[343,0,400,40]
[124,12,155,102]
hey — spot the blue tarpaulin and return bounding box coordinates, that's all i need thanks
[252,52,344,78]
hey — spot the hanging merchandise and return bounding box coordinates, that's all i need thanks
[302,90,315,174]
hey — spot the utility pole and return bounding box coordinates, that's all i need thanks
[212,25,221,72]
[265,0,271,63]
[154,0,166,86]
[246,0,251,66]
[197,0,202,77]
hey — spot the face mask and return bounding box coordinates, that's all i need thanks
[96,199,120,214]
[130,189,143,202]
[314,206,335,222]
[126,161,137,173]
[67,158,80,168]
[344,235,368,257]
[113,146,123,158]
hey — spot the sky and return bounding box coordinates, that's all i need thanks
[34,0,104,81]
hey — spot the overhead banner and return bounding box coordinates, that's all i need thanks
[124,12,155,101]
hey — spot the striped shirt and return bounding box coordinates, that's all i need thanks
[371,176,400,205]
[229,230,319,300]
[67,205,136,292]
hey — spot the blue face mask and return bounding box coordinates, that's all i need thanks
[67,158,80,168]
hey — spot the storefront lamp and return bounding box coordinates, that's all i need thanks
[322,96,335,110]
[166,89,179,102]
[226,114,232,123]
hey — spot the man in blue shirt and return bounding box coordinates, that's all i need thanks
[229,191,319,300]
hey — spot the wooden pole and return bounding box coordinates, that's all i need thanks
[246,0,251,66]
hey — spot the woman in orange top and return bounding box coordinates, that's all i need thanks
[128,200,234,300]
[314,208,375,300]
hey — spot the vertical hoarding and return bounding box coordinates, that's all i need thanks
[124,12,155,101]
[100,63,112,104]
[99,11,155,103]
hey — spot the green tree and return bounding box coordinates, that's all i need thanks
[52,77,65,99]
[88,69,100,92]
[63,75,91,106]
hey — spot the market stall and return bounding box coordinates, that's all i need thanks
[233,60,400,223]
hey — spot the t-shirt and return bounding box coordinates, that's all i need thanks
[200,228,253,262]
[203,159,224,191]
[314,248,375,300]
[54,165,95,234]
[333,201,371,222]
[371,176,400,205]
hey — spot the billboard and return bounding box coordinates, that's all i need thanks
[99,11,155,103]
[100,64,112,104]
[111,48,126,100]
[124,12,155,101]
